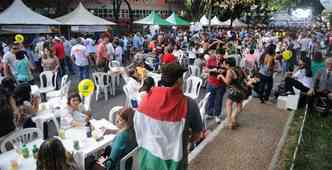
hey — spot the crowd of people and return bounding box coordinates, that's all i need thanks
[1,26,332,170]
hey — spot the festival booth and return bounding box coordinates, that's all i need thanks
[56,3,116,32]
[232,18,248,28]
[199,15,210,26]
[0,0,61,33]
[134,11,172,26]
[211,16,223,26]
[166,12,190,26]
[219,19,231,28]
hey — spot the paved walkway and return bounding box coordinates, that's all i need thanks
[189,99,290,170]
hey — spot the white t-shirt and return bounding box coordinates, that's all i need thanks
[35,41,44,59]
[293,69,313,89]
[300,38,312,52]
[115,46,123,65]
[2,51,17,76]
[85,38,96,54]
[60,106,86,129]
[107,43,115,60]
[71,44,89,66]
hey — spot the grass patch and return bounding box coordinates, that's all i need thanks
[277,109,332,170]
[292,111,332,170]
[276,110,304,170]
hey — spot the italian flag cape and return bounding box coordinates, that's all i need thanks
[134,86,188,170]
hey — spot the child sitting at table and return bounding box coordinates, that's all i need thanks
[37,137,79,170]
[60,93,92,129]
[95,107,137,170]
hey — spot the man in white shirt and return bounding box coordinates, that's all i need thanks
[71,38,89,81]
[107,40,115,61]
[299,34,312,57]
[2,44,19,78]
[114,40,123,66]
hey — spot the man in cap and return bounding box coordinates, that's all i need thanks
[134,63,203,170]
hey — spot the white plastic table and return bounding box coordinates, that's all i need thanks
[0,123,116,170]
[32,97,66,137]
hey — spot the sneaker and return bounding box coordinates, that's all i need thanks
[206,114,214,119]
[215,117,221,124]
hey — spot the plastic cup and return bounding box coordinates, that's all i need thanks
[59,128,65,139]
[10,160,18,170]
[73,140,80,150]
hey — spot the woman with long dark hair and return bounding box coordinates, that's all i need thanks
[0,86,16,143]
[36,137,79,170]
[96,107,137,170]
[218,58,258,129]
[257,45,275,103]
[284,57,313,95]
[138,76,155,102]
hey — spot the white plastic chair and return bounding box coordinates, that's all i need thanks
[198,93,210,129]
[109,106,123,125]
[123,85,130,107]
[184,76,203,100]
[111,60,121,67]
[93,72,111,101]
[47,75,70,99]
[39,71,57,94]
[120,147,139,170]
[0,128,41,152]
[108,62,121,89]
[188,65,201,77]
[108,71,119,96]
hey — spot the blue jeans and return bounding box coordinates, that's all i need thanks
[258,73,273,101]
[64,56,75,74]
[78,65,89,81]
[207,85,226,117]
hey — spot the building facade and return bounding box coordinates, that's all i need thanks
[78,0,183,20]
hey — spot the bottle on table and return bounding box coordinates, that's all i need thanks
[21,144,29,158]
[32,144,38,159]
[85,121,92,138]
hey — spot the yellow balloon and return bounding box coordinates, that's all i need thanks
[282,50,292,61]
[15,34,24,43]
[78,79,95,97]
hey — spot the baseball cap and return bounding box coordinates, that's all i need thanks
[160,63,187,87]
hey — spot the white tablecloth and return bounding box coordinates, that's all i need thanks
[0,124,116,170]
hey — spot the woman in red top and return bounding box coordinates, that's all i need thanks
[206,48,226,123]
[161,47,176,64]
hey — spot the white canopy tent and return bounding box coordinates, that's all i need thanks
[71,26,109,33]
[232,19,247,27]
[56,3,116,26]
[0,25,52,33]
[0,0,61,25]
[211,16,223,26]
[221,19,231,27]
[199,15,210,26]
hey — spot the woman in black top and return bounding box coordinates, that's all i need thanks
[0,86,16,138]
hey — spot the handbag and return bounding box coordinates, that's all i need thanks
[228,68,251,101]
